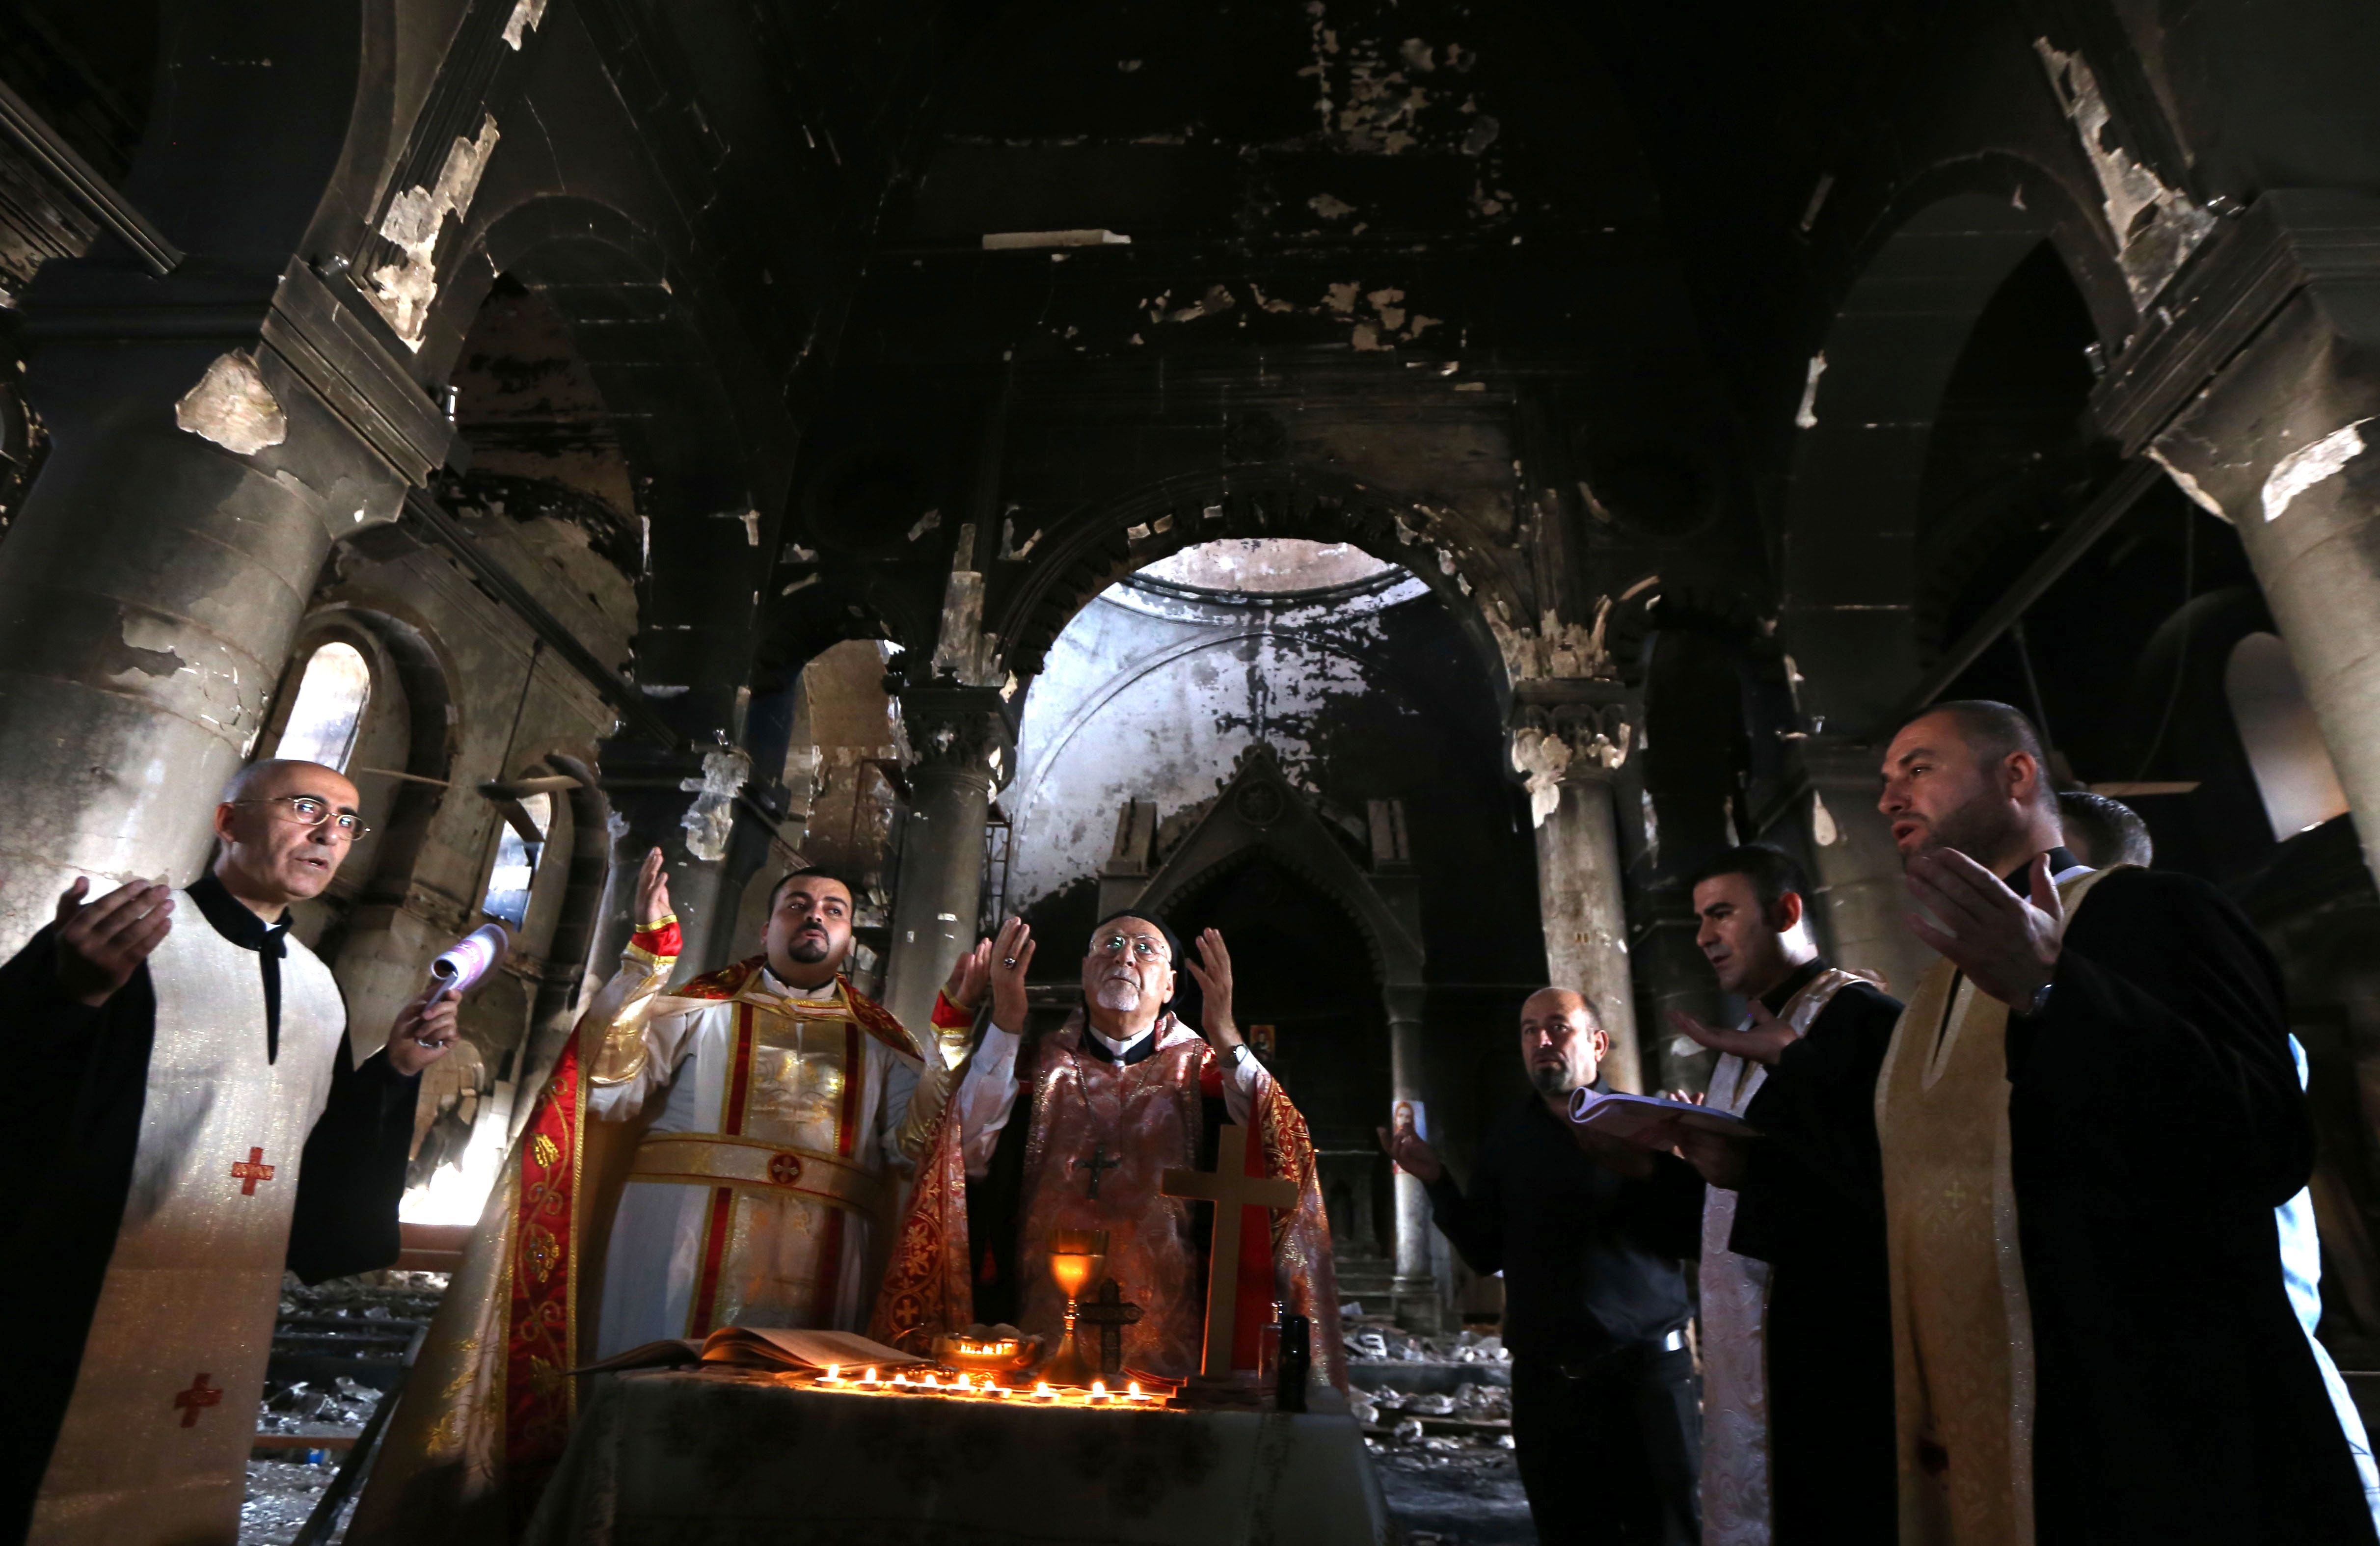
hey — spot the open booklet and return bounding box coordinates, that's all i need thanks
[1567,1088,1757,1146]
[574,1326,927,1376]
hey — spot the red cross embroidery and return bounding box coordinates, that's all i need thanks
[230,1147,276,1196]
[174,1373,222,1427]
[767,1153,802,1185]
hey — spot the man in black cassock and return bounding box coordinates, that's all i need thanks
[1667,845,1904,1545]
[0,759,456,1544]
[1872,701,2372,1545]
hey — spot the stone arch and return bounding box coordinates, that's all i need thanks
[991,464,1525,709]
[1781,170,2126,740]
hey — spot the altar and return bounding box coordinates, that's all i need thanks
[522,1368,1390,1546]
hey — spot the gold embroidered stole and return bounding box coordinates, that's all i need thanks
[31,902,346,1546]
[648,981,884,1337]
[1875,867,2123,1546]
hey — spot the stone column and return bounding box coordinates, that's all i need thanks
[1512,682,1644,1093]
[1793,737,1937,999]
[2104,193,2380,882]
[0,293,418,947]
[882,684,1015,1035]
[1384,984,1435,1326]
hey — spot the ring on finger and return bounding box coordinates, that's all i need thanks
[1002,957,1019,967]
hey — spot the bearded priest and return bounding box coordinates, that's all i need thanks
[351,851,979,1540]
[870,911,1342,1390]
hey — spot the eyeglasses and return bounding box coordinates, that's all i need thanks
[1095,933,1169,962]
[230,795,371,839]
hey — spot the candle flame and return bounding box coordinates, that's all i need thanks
[1090,1381,1108,1397]
[824,1364,839,1383]
[1128,1381,1144,1399]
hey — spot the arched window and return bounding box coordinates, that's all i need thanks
[481,792,550,929]
[275,641,373,772]
[2225,632,2350,839]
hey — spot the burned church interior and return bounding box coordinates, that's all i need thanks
[4,0,2380,1542]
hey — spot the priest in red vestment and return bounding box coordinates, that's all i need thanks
[870,911,1343,1391]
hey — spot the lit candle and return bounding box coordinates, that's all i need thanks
[821,1364,841,1386]
[1088,1380,1109,1403]
[860,1367,881,1388]
[1126,1381,1147,1402]
[1034,1382,1058,1402]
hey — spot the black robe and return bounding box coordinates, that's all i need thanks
[0,871,420,1543]
[1999,864,2373,1545]
[1729,962,1905,1546]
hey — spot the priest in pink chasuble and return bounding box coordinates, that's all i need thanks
[871,910,1344,1390]
[351,851,978,1541]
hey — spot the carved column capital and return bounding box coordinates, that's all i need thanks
[898,683,1019,789]
[1507,678,1636,823]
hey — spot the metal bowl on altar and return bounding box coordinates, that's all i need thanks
[933,1328,1044,1379]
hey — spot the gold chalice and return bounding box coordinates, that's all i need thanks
[1041,1228,1109,1387]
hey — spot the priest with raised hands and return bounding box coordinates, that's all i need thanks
[0,759,453,1546]
[1866,700,2372,1546]
[870,912,1342,1390]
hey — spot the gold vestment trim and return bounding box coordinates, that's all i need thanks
[627,1133,889,1215]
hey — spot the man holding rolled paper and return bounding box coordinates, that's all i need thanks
[1381,987,1704,1546]
[0,758,455,1546]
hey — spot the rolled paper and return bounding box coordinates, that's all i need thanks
[430,923,511,996]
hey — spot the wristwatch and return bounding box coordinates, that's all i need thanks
[2024,978,2055,1017]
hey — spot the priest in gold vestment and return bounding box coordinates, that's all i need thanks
[352,852,979,1540]
[1870,701,2371,1546]
[871,911,1343,1389]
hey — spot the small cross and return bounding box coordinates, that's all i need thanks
[230,1147,275,1197]
[1161,1124,1299,1379]
[1073,1143,1122,1200]
[1076,1279,1145,1375]
[768,1152,803,1185]
[174,1373,223,1428]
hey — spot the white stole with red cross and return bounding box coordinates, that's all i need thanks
[30,894,347,1546]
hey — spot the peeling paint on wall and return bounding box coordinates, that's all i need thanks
[1509,725,1569,827]
[679,744,751,861]
[2145,445,2231,520]
[2262,419,2372,523]
[175,350,287,455]
[2033,40,2215,306]
[1488,597,1615,683]
[1794,352,1826,429]
[366,113,503,349]
[501,0,548,49]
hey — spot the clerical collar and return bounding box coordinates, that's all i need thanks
[759,967,838,1001]
[1080,1022,1158,1065]
[188,868,291,954]
[188,868,292,1064]
[1759,958,1828,1017]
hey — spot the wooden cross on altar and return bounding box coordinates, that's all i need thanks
[1161,1123,1298,1379]
[1076,1279,1143,1375]
[1073,1143,1121,1199]
[174,1373,222,1427]
[230,1147,275,1196]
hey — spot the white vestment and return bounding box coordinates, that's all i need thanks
[591,971,920,1355]
[1698,966,1870,1546]
[31,896,347,1546]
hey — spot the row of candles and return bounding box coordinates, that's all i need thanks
[812,1365,1159,1406]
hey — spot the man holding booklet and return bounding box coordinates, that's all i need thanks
[1379,988,1704,1545]
[1653,844,1905,1546]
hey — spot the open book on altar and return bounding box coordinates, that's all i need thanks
[574,1326,926,1376]
[1567,1088,1757,1145]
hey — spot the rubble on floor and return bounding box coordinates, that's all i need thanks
[1338,1306,1529,1543]
[240,1271,447,1545]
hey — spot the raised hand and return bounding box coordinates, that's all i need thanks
[1376,1121,1444,1184]
[1905,848,2064,1009]
[988,916,1034,1032]
[1667,1002,1797,1067]
[54,877,175,1008]
[634,847,673,929]
[944,936,993,1015]
[386,985,462,1075]
[1181,927,1241,1049]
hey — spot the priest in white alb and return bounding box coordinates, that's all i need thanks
[0,760,456,1546]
